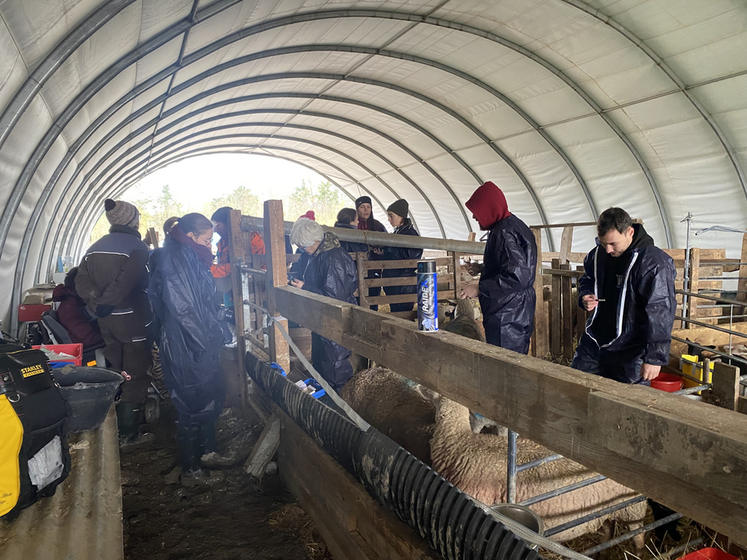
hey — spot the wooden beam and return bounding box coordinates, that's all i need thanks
[228,209,249,406]
[739,234,747,305]
[276,404,438,560]
[531,227,548,358]
[365,291,456,306]
[274,286,747,542]
[363,275,454,288]
[263,200,290,373]
[243,414,281,478]
[561,263,573,361]
[559,226,573,264]
[738,396,747,415]
[551,258,561,359]
[360,257,451,271]
[687,247,701,326]
[711,362,741,411]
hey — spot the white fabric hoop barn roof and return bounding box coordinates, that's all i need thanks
[1,0,746,329]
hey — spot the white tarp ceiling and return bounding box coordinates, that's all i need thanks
[1,0,746,329]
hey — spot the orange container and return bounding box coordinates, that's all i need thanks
[651,372,683,392]
[680,548,738,560]
[33,344,83,366]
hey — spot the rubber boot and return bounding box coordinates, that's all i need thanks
[116,402,155,448]
[179,423,224,487]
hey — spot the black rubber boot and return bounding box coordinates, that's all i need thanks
[176,423,201,474]
[179,423,224,487]
[116,402,154,448]
[199,422,217,455]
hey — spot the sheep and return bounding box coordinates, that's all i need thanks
[340,366,435,464]
[430,396,647,546]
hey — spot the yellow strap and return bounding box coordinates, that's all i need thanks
[0,394,23,516]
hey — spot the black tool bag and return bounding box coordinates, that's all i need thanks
[0,341,71,519]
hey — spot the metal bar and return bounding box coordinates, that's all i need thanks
[658,538,704,560]
[517,453,563,473]
[674,385,711,396]
[702,262,747,266]
[544,496,648,537]
[674,315,747,340]
[507,430,518,504]
[582,512,682,556]
[672,336,747,368]
[528,222,597,229]
[240,266,267,274]
[243,299,269,315]
[677,289,747,306]
[518,474,607,507]
[699,276,747,280]
[681,216,692,328]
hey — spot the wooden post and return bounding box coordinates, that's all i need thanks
[531,227,548,358]
[711,362,741,411]
[453,251,462,300]
[739,233,747,306]
[356,252,369,309]
[561,263,573,361]
[559,226,573,265]
[687,247,701,327]
[264,200,290,374]
[575,265,586,343]
[147,226,158,249]
[467,232,476,242]
[551,258,561,359]
[228,209,248,405]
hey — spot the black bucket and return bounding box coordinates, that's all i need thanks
[54,367,124,432]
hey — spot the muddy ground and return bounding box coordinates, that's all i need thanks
[121,402,332,560]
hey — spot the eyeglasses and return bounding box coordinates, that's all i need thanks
[195,235,212,247]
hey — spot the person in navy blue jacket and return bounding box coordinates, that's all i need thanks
[334,208,369,254]
[460,182,537,354]
[572,207,676,384]
[382,199,422,313]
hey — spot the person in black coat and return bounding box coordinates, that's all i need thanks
[572,207,676,384]
[460,181,537,354]
[334,208,368,253]
[289,218,358,391]
[149,213,229,485]
[382,199,422,313]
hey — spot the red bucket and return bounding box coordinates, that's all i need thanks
[651,372,683,392]
[680,548,738,560]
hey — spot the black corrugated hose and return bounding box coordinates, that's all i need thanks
[246,354,541,560]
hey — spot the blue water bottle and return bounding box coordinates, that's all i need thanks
[417,261,438,332]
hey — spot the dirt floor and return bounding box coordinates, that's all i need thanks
[121,402,332,560]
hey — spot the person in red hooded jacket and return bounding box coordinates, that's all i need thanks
[460,181,537,354]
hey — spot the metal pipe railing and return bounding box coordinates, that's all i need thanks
[583,512,682,555]
[544,496,648,537]
[517,453,563,473]
[677,289,746,306]
[674,315,747,340]
[518,474,607,507]
[507,430,518,504]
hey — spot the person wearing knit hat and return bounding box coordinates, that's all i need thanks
[75,198,155,446]
[105,198,140,229]
[460,181,537,355]
[299,210,315,221]
[382,199,422,313]
[354,195,387,310]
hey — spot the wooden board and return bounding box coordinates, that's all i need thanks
[274,286,747,542]
[740,234,747,305]
[276,405,438,560]
[710,362,741,411]
[365,290,456,305]
[244,414,281,478]
[264,200,290,373]
[530,227,548,358]
[228,209,249,405]
[361,257,451,270]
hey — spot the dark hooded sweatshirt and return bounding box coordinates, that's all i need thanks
[465,182,537,354]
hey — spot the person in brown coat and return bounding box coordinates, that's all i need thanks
[75,199,154,446]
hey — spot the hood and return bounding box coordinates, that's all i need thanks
[52,284,77,301]
[628,223,654,252]
[465,181,511,230]
[314,231,341,255]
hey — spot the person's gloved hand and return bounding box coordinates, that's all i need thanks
[94,304,114,319]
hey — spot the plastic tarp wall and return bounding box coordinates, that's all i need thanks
[1,0,746,330]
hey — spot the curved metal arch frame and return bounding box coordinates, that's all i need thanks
[60,129,423,250]
[561,0,747,210]
[68,143,391,259]
[36,94,477,282]
[174,43,598,220]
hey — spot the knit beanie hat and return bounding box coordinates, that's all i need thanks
[299,210,316,221]
[104,199,139,228]
[355,196,372,209]
[387,199,409,219]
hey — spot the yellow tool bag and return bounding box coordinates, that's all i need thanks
[0,341,71,519]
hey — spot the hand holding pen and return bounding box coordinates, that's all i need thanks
[581,294,605,311]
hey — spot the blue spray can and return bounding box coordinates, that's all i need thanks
[417,261,438,332]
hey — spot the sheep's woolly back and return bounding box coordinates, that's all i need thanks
[340,367,435,464]
[430,398,646,542]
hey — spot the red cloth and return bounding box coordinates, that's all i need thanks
[300,211,315,221]
[465,181,511,230]
[171,224,214,268]
[52,285,104,348]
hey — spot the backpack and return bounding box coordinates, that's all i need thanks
[0,341,71,519]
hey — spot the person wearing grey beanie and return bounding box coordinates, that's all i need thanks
[288,216,358,392]
[75,198,154,447]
